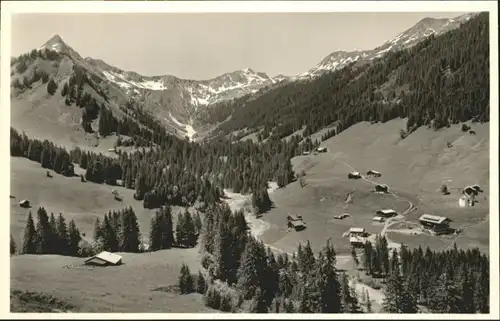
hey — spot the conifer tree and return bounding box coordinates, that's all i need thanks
[49,212,58,253]
[67,219,81,256]
[22,211,37,254]
[249,288,268,313]
[93,217,102,242]
[429,272,462,313]
[382,259,417,313]
[35,207,52,254]
[101,214,119,252]
[118,207,141,252]
[56,213,69,255]
[178,263,194,294]
[313,240,342,313]
[236,237,267,299]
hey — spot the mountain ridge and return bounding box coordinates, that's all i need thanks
[11,12,478,143]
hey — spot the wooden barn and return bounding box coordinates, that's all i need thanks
[348,227,367,237]
[366,170,382,177]
[287,215,306,231]
[376,209,397,218]
[84,251,123,267]
[18,199,30,208]
[418,214,451,235]
[348,172,362,179]
[463,186,479,196]
[348,227,368,247]
[374,184,389,193]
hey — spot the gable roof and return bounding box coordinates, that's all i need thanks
[368,170,381,174]
[85,251,122,264]
[350,172,361,176]
[290,220,305,227]
[349,227,365,233]
[377,209,396,214]
[418,214,450,225]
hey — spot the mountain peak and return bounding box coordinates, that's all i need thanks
[41,34,67,50]
[39,34,82,61]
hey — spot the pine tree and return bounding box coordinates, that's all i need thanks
[35,207,52,254]
[67,219,81,256]
[249,288,268,313]
[22,211,37,254]
[93,217,102,242]
[315,240,342,313]
[10,235,17,255]
[340,272,360,312]
[49,212,58,254]
[118,207,141,252]
[101,214,119,252]
[297,240,315,277]
[178,263,195,294]
[382,261,417,313]
[236,237,267,299]
[182,210,197,247]
[56,213,69,255]
[149,210,162,251]
[430,272,462,313]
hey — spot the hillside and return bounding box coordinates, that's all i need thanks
[10,35,287,145]
[9,13,477,147]
[208,12,489,142]
[256,119,489,255]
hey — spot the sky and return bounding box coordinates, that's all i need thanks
[10,12,467,80]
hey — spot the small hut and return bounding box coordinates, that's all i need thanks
[366,170,382,177]
[84,251,123,267]
[287,215,306,231]
[18,200,30,208]
[316,147,327,153]
[348,172,362,179]
[374,184,389,193]
[376,209,397,218]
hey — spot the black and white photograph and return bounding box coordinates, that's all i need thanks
[1,0,498,317]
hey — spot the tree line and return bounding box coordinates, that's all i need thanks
[11,119,299,209]
[359,238,489,313]
[20,207,82,256]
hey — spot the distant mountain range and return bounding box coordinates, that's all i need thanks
[10,12,476,141]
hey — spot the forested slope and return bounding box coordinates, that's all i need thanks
[212,12,489,141]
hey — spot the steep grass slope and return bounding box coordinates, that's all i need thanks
[258,119,489,254]
[10,248,214,313]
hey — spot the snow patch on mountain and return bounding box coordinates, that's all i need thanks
[102,70,167,91]
[169,112,197,141]
[297,13,476,80]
